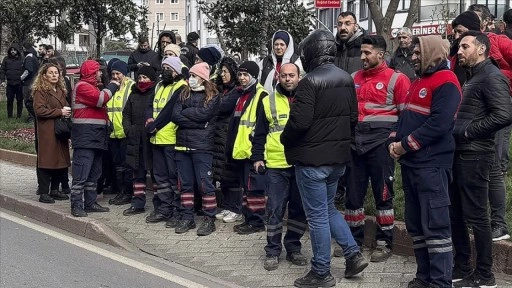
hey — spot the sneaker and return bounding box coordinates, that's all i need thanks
[294,270,336,288]
[333,247,343,257]
[71,205,88,217]
[344,252,368,278]
[39,194,55,204]
[215,209,230,220]
[236,224,265,235]
[286,252,308,266]
[175,219,196,234]
[197,217,216,236]
[233,222,249,232]
[407,278,429,288]
[492,226,511,241]
[263,255,279,271]
[145,212,169,223]
[165,217,180,228]
[453,272,496,288]
[49,190,69,201]
[84,202,110,213]
[223,211,243,223]
[123,206,145,216]
[370,244,392,262]
[108,193,124,205]
[452,266,472,283]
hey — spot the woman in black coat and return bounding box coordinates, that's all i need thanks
[122,66,157,216]
[212,56,244,223]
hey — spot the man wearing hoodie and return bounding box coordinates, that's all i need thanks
[128,36,157,74]
[226,61,269,235]
[70,60,120,217]
[0,43,24,118]
[334,11,365,74]
[389,35,462,288]
[258,30,303,93]
[21,42,39,122]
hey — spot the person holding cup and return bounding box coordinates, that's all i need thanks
[32,63,71,203]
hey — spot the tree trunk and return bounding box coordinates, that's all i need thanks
[403,0,420,28]
[366,0,400,54]
[259,0,269,59]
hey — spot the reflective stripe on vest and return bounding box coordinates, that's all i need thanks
[107,78,134,139]
[263,90,291,169]
[232,83,267,160]
[361,71,401,122]
[150,79,187,145]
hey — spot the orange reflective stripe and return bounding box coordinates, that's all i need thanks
[406,103,431,115]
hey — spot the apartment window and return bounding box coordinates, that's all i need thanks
[156,0,163,4]
[170,12,179,21]
[155,12,164,21]
[360,2,368,19]
[142,0,148,6]
[170,0,178,3]
[398,0,410,10]
[347,0,356,13]
[79,34,89,46]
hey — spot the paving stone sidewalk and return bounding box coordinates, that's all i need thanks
[2,160,512,288]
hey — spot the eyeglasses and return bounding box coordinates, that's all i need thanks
[337,21,355,27]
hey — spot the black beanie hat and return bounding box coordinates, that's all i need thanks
[273,31,290,46]
[239,61,260,79]
[187,32,200,42]
[452,11,481,32]
[137,66,157,82]
[197,47,222,66]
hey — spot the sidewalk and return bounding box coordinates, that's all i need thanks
[2,160,512,288]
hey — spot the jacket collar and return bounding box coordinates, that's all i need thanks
[362,62,388,77]
[276,83,295,97]
[466,58,494,78]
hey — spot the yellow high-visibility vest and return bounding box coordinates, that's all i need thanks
[150,79,187,145]
[262,89,291,169]
[232,83,267,160]
[107,78,135,139]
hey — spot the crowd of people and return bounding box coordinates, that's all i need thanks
[2,5,512,288]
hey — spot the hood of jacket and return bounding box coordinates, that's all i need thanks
[80,60,100,85]
[299,29,336,73]
[8,43,22,59]
[157,30,176,54]
[271,30,296,64]
[215,56,239,88]
[417,35,450,76]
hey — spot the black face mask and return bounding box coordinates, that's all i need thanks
[161,70,174,84]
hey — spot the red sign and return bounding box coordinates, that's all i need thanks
[315,0,342,8]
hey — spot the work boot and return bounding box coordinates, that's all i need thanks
[84,202,110,213]
[263,255,279,271]
[370,243,392,262]
[123,206,145,216]
[197,217,216,236]
[344,252,368,278]
[294,270,336,288]
[110,194,131,205]
[108,193,124,205]
[165,216,180,228]
[407,278,429,288]
[50,190,69,201]
[175,219,196,234]
[236,224,265,235]
[286,252,308,266]
[145,211,169,223]
[233,222,249,232]
[71,205,88,217]
[39,194,55,204]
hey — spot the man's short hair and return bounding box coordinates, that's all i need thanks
[397,27,412,37]
[361,35,387,51]
[46,45,53,50]
[503,9,512,25]
[38,44,47,49]
[468,4,493,22]
[138,36,149,44]
[338,11,357,23]
[460,30,490,57]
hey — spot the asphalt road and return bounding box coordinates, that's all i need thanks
[0,211,240,288]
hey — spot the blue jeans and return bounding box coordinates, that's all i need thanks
[295,164,360,275]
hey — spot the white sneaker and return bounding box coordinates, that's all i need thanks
[215,210,230,220]
[223,211,243,223]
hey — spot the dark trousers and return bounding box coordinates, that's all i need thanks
[345,143,395,247]
[132,160,147,209]
[98,139,117,193]
[489,127,508,229]
[238,160,265,227]
[265,168,307,257]
[70,148,103,208]
[50,168,70,191]
[37,168,62,194]
[152,145,179,218]
[6,84,23,118]
[450,152,494,281]
[402,165,453,288]
[500,124,512,173]
[176,152,217,220]
[22,85,34,121]
[221,184,242,214]
[109,138,132,195]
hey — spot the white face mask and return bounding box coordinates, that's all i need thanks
[188,76,202,89]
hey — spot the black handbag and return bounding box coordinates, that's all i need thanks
[55,117,72,140]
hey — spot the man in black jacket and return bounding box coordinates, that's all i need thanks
[281,29,368,288]
[128,36,157,74]
[389,27,417,81]
[334,11,365,74]
[181,32,200,68]
[451,31,512,288]
[0,43,24,118]
[21,42,39,122]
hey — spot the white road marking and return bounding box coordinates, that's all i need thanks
[0,211,208,288]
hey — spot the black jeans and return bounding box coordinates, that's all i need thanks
[6,84,23,118]
[500,124,512,173]
[450,152,494,281]
[489,128,507,229]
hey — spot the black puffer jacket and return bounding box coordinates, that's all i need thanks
[454,58,512,153]
[123,83,155,170]
[334,28,365,74]
[281,29,358,166]
[0,43,24,85]
[172,89,220,152]
[128,48,157,72]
